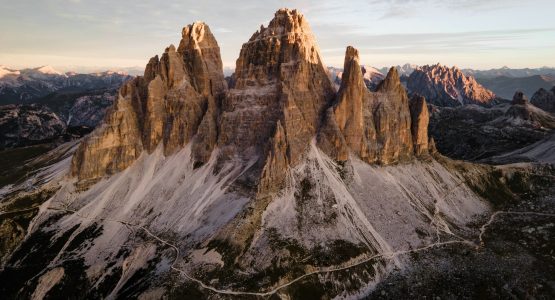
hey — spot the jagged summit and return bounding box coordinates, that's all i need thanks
[249,8,312,42]
[71,21,227,182]
[318,46,430,165]
[376,67,402,92]
[220,7,334,178]
[407,64,497,107]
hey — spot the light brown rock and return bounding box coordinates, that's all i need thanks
[71,22,227,183]
[218,8,334,183]
[407,64,497,107]
[319,49,417,165]
[409,94,430,157]
[71,81,144,183]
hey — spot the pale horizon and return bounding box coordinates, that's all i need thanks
[1,0,554,73]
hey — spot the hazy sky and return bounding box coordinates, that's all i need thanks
[1,0,554,73]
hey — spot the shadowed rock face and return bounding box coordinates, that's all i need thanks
[506,91,555,127]
[531,86,555,113]
[511,91,529,105]
[318,46,429,164]
[70,22,227,183]
[407,64,497,107]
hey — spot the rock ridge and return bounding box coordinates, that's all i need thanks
[71,22,227,183]
[318,46,430,164]
[407,64,497,107]
[71,9,432,187]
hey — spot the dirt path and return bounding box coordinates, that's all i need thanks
[44,206,555,297]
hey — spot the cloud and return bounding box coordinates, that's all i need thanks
[364,0,523,19]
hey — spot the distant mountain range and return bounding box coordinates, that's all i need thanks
[0,65,132,105]
[406,64,499,107]
[0,66,132,147]
[462,66,555,79]
[474,75,555,99]
[332,64,555,102]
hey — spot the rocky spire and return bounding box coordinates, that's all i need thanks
[218,8,334,194]
[409,94,430,157]
[319,49,420,164]
[511,91,529,105]
[376,67,402,93]
[332,46,369,158]
[71,22,227,183]
[372,67,414,164]
[319,46,376,161]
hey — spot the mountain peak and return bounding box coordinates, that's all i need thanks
[35,65,63,75]
[407,63,496,107]
[376,67,402,92]
[344,46,360,67]
[248,7,316,59]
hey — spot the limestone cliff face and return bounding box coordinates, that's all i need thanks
[70,80,144,182]
[71,22,227,182]
[318,47,428,164]
[72,10,433,187]
[409,94,430,157]
[373,67,414,164]
[331,46,375,161]
[218,8,335,193]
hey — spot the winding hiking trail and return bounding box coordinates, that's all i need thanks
[43,206,555,297]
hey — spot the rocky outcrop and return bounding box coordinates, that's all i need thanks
[373,67,415,163]
[409,94,430,156]
[327,46,372,161]
[429,95,555,161]
[219,8,334,193]
[511,91,529,105]
[407,64,497,107]
[319,46,427,164]
[506,91,555,127]
[70,83,144,182]
[71,22,227,182]
[71,9,435,186]
[531,86,555,113]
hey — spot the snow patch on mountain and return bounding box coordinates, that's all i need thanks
[36,66,64,76]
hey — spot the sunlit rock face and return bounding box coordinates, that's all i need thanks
[70,22,227,183]
[217,8,335,194]
[5,9,530,300]
[407,64,497,107]
[318,46,429,164]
